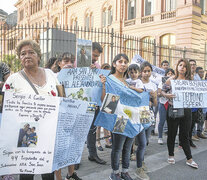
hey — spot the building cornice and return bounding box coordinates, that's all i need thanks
[15,0,23,7]
[65,0,83,7]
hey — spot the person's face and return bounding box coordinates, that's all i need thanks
[59,58,74,69]
[27,129,31,134]
[20,45,40,69]
[112,96,116,102]
[161,63,169,70]
[189,61,196,73]
[177,61,187,75]
[92,49,101,64]
[198,69,204,79]
[141,66,152,80]
[24,124,29,131]
[128,69,139,80]
[31,128,35,133]
[113,57,128,74]
[166,71,174,77]
[50,61,57,72]
[81,49,85,54]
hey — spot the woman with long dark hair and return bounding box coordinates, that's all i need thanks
[162,59,198,169]
[100,54,134,180]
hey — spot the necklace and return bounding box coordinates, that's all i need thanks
[24,68,46,86]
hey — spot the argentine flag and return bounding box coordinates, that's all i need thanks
[95,75,150,138]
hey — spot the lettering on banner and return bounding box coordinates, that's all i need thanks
[3,93,57,121]
[60,68,101,89]
[172,80,207,108]
[53,109,93,169]
[1,149,52,173]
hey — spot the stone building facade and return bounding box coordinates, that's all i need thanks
[11,0,207,67]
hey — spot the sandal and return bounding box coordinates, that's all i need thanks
[167,157,175,164]
[186,160,198,169]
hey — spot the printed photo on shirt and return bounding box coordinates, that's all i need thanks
[17,123,38,148]
[101,93,120,114]
[113,116,128,133]
[139,106,151,124]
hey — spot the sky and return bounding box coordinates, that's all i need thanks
[0,0,17,14]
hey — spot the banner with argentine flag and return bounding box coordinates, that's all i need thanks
[94,75,150,138]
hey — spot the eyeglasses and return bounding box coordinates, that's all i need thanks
[190,64,196,66]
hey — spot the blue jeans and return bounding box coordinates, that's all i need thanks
[111,133,134,171]
[136,130,146,168]
[145,126,152,144]
[197,120,204,135]
[158,103,167,138]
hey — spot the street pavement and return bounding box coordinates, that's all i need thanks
[13,134,207,180]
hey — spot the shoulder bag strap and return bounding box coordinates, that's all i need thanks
[20,70,39,95]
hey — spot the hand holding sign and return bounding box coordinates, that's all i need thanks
[99,75,106,84]
[165,93,176,100]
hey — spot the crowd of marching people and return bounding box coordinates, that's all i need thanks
[1,39,207,180]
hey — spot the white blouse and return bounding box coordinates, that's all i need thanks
[3,69,60,97]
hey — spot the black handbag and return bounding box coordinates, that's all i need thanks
[168,105,184,119]
[195,108,204,123]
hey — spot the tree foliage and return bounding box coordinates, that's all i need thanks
[2,55,22,73]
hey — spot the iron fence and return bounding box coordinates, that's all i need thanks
[0,24,207,72]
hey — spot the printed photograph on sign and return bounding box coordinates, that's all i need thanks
[76,39,92,67]
[87,102,97,113]
[101,93,120,114]
[17,122,38,148]
[139,106,152,124]
[113,116,128,133]
[68,88,92,101]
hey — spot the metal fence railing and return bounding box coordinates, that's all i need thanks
[1,24,207,72]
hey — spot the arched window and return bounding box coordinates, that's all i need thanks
[102,8,107,27]
[71,16,78,28]
[85,10,93,30]
[124,39,136,62]
[141,36,154,64]
[102,5,113,27]
[160,33,175,65]
[108,6,113,25]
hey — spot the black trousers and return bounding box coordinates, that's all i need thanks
[87,107,100,156]
[19,172,54,180]
[167,108,192,160]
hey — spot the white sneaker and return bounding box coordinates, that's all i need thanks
[158,138,163,145]
[134,167,150,180]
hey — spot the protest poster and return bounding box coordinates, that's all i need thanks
[95,75,150,138]
[0,92,95,175]
[76,39,92,67]
[171,80,207,108]
[131,55,165,85]
[58,67,110,106]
